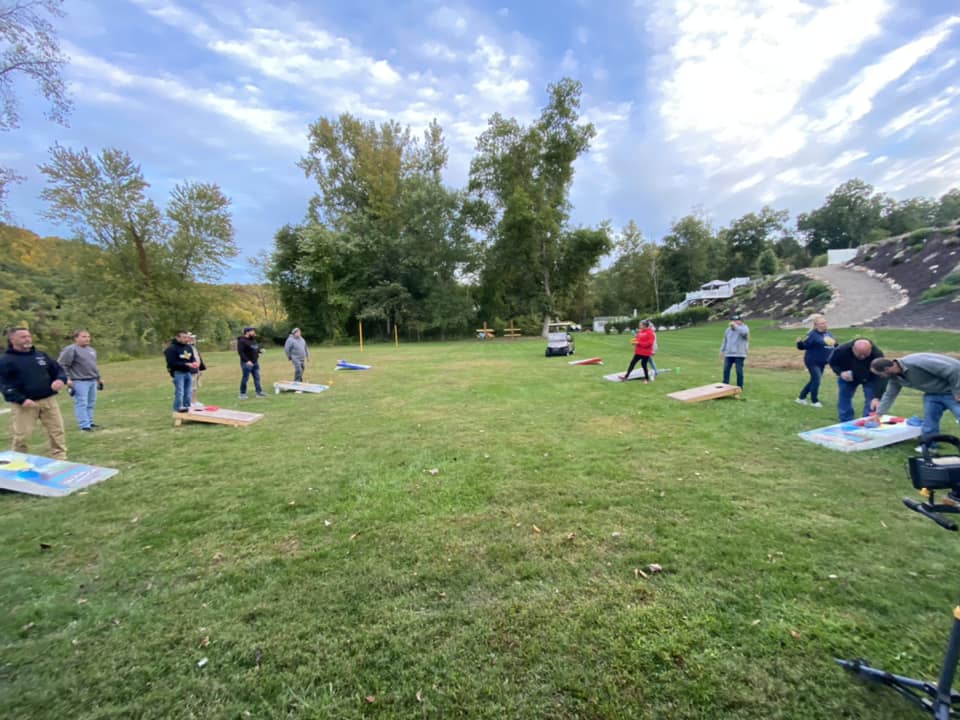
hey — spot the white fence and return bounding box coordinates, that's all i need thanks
[661,277,752,316]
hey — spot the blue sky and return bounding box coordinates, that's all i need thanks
[6,0,959,282]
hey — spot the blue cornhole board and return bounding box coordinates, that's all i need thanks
[799,416,922,452]
[335,360,372,371]
[0,451,119,497]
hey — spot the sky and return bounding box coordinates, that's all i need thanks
[5,0,960,283]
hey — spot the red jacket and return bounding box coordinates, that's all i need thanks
[632,327,656,356]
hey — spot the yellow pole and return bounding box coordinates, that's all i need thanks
[359,320,364,352]
[394,324,398,348]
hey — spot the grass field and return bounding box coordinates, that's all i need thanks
[2,323,958,719]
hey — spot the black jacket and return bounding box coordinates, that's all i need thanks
[237,335,262,364]
[0,347,68,404]
[164,340,196,376]
[829,339,887,394]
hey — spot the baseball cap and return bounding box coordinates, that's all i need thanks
[730,313,742,321]
[243,326,256,333]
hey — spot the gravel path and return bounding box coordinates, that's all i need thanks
[802,265,906,328]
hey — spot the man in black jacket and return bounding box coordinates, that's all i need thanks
[237,326,266,399]
[164,331,199,413]
[0,327,69,459]
[828,337,887,422]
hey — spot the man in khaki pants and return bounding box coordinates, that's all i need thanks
[0,328,68,460]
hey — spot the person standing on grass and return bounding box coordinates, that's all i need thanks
[0,327,68,459]
[829,338,886,422]
[186,332,206,407]
[870,354,960,450]
[795,314,837,408]
[237,326,266,399]
[58,329,103,432]
[164,331,199,413]
[720,314,750,389]
[620,320,656,383]
[284,328,309,383]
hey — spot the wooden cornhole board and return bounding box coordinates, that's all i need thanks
[799,416,922,452]
[172,407,264,427]
[0,451,118,497]
[667,383,741,403]
[274,381,329,395]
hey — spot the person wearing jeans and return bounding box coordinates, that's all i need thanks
[871,354,960,450]
[58,329,103,431]
[795,314,837,408]
[237,326,265,399]
[164,331,199,412]
[829,338,886,422]
[720,314,749,389]
[284,328,309,383]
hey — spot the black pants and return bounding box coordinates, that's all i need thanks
[625,354,650,379]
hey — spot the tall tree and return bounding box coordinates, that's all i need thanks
[720,206,789,277]
[934,188,960,227]
[796,179,887,255]
[468,78,608,333]
[657,214,723,305]
[0,0,71,215]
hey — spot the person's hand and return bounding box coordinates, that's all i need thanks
[98,381,104,391]
[720,353,725,361]
[840,371,853,382]
[870,398,880,412]
[245,361,254,367]
[22,399,36,408]
[190,362,200,369]
[51,380,65,392]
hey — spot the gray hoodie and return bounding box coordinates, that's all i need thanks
[720,323,750,358]
[284,333,309,362]
[876,353,960,414]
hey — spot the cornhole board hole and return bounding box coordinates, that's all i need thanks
[274,381,329,395]
[172,407,264,427]
[570,357,603,366]
[0,451,118,497]
[667,383,742,402]
[603,370,650,382]
[799,416,922,452]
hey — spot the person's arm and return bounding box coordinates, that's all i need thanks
[828,345,845,375]
[57,346,75,375]
[47,354,67,390]
[0,362,27,404]
[284,337,293,359]
[875,379,901,415]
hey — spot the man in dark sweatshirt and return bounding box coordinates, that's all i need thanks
[237,326,266,399]
[164,330,199,413]
[0,327,69,459]
[828,338,887,422]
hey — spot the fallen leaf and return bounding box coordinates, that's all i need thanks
[416,690,423,703]
[77,598,88,605]
[611,531,622,538]
[130,517,139,524]
[112,618,121,626]
[428,468,439,476]
[199,636,210,648]
[21,622,35,633]
[634,568,648,579]
[365,696,376,704]
[751,619,761,626]
[213,552,224,562]
[349,533,359,541]
[646,563,663,574]
[39,542,52,550]
[564,532,576,542]
[197,657,208,668]
[324,520,332,527]
[790,630,801,640]
[255,647,263,667]
[532,525,542,534]
[438,591,446,599]
[288,501,296,506]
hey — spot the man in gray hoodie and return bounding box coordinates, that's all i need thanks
[720,314,750,389]
[284,328,310,382]
[871,354,960,444]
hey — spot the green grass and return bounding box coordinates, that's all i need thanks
[2,323,958,719]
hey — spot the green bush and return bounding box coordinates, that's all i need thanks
[811,254,828,267]
[651,305,711,328]
[803,281,830,301]
[920,283,960,303]
[943,273,960,287]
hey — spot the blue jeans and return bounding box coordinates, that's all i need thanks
[922,394,960,438]
[837,378,876,422]
[723,356,745,388]
[240,362,262,394]
[72,379,97,429]
[172,372,192,411]
[799,362,824,403]
[291,359,305,382]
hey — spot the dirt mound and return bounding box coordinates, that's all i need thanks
[712,274,829,324]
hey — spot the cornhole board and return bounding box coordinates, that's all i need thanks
[0,407,9,415]
[799,416,922,452]
[172,407,264,427]
[274,381,329,394]
[667,383,742,402]
[335,360,372,371]
[603,369,650,382]
[569,357,603,366]
[0,451,118,497]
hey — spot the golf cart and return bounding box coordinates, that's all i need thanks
[545,322,575,357]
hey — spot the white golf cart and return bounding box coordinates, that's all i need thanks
[545,322,575,357]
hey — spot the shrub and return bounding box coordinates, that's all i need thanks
[943,273,960,287]
[803,281,830,301]
[811,254,828,267]
[920,285,960,303]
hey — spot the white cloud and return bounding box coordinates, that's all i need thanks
[881,85,959,136]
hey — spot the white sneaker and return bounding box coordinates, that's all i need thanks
[915,445,938,454]
[811,401,823,408]
[795,398,807,405]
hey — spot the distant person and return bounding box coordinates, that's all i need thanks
[237,326,266,399]
[0,327,68,459]
[795,314,837,408]
[828,338,886,422]
[284,328,309,383]
[619,320,656,383]
[164,330,199,413]
[720,314,749,389]
[870,354,960,448]
[186,332,206,407]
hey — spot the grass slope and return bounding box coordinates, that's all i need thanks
[1,323,957,719]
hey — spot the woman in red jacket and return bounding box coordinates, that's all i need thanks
[620,320,656,383]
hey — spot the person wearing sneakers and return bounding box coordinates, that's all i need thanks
[58,329,104,431]
[795,314,837,408]
[829,338,886,422]
[620,320,656,383]
[237,326,266,399]
[870,354,960,452]
[164,331,199,413]
[720,314,749,389]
